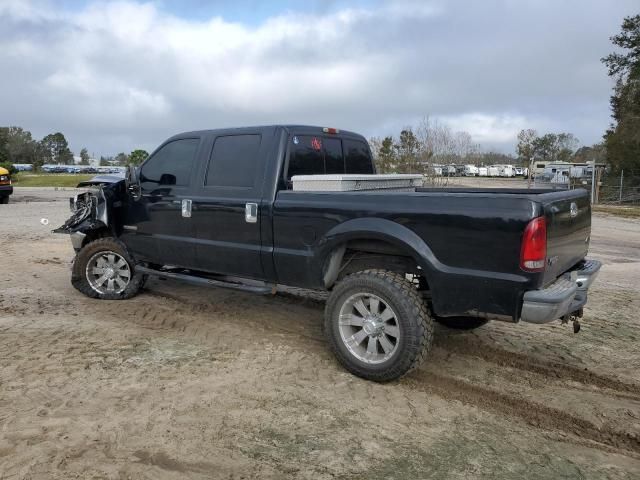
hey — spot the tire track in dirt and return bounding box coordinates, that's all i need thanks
[436,336,640,399]
[145,286,640,402]
[408,371,640,457]
[141,288,326,344]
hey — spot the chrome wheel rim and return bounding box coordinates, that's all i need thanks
[86,251,131,295]
[338,293,400,364]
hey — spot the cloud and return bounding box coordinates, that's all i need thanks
[0,0,636,156]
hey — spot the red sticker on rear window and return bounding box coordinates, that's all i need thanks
[311,137,322,151]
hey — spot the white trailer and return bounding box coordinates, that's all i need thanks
[463,164,479,176]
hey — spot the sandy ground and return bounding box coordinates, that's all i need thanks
[1,187,639,479]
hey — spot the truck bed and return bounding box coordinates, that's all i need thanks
[273,187,591,319]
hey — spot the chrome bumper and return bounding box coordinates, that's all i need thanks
[520,259,602,324]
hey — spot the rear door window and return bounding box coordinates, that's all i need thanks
[206,134,262,188]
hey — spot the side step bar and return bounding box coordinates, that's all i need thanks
[136,266,276,295]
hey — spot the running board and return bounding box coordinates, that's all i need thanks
[136,266,275,295]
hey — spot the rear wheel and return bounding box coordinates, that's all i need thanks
[0,196,8,204]
[72,238,143,300]
[325,270,433,382]
[435,316,489,330]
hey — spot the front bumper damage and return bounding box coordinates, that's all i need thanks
[53,188,110,251]
[520,259,602,324]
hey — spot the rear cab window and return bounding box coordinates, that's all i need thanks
[286,134,374,186]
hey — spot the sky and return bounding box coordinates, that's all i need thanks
[0,0,637,157]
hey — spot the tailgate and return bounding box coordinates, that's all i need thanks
[540,189,591,286]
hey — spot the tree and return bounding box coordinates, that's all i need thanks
[516,129,538,166]
[1,127,39,165]
[556,133,580,162]
[40,132,73,164]
[0,128,9,164]
[574,143,606,164]
[375,136,396,173]
[128,149,148,166]
[601,15,640,173]
[395,128,420,173]
[79,148,90,165]
[114,152,129,165]
[99,156,113,167]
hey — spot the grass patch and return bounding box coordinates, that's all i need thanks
[592,204,640,218]
[12,173,94,188]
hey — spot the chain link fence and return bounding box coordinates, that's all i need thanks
[534,169,640,205]
[596,171,640,205]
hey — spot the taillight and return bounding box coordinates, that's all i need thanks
[322,127,339,134]
[521,216,547,272]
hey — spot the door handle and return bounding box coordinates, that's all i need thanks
[245,202,258,223]
[182,199,192,218]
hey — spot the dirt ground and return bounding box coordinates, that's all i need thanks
[1,187,639,479]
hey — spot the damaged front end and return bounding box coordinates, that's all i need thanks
[54,180,126,251]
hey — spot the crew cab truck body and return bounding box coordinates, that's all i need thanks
[55,125,601,381]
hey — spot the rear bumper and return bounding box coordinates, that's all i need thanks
[0,185,12,196]
[520,259,602,324]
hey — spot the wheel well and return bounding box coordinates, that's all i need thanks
[80,227,111,248]
[324,239,428,289]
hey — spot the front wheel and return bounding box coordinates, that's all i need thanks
[71,237,143,300]
[325,270,434,382]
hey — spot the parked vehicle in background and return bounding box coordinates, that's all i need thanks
[54,125,601,382]
[498,165,515,177]
[532,161,547,177]
[431,165,444,176]
[0,167,13,204]
[478,167,488,177]
[12,163,33,172]
[444,165,457,176]
[464,164,479,176]
[488,166,500,177]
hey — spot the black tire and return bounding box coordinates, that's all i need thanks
[325,269,434,382]
[435,316,489,330]
[0,196,8,204]
[71,237,143,300]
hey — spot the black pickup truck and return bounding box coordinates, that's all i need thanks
[55,125,601,381]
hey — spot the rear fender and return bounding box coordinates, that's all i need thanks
[315,218,439,287]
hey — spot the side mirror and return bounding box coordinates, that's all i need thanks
[126,165,141,201]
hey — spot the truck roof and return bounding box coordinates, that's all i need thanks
[167,125,365,140]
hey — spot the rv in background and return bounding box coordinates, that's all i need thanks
[478,167,488,177]
[488,165,515,177]
[539,162,591,184]
[464,164,479,176]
